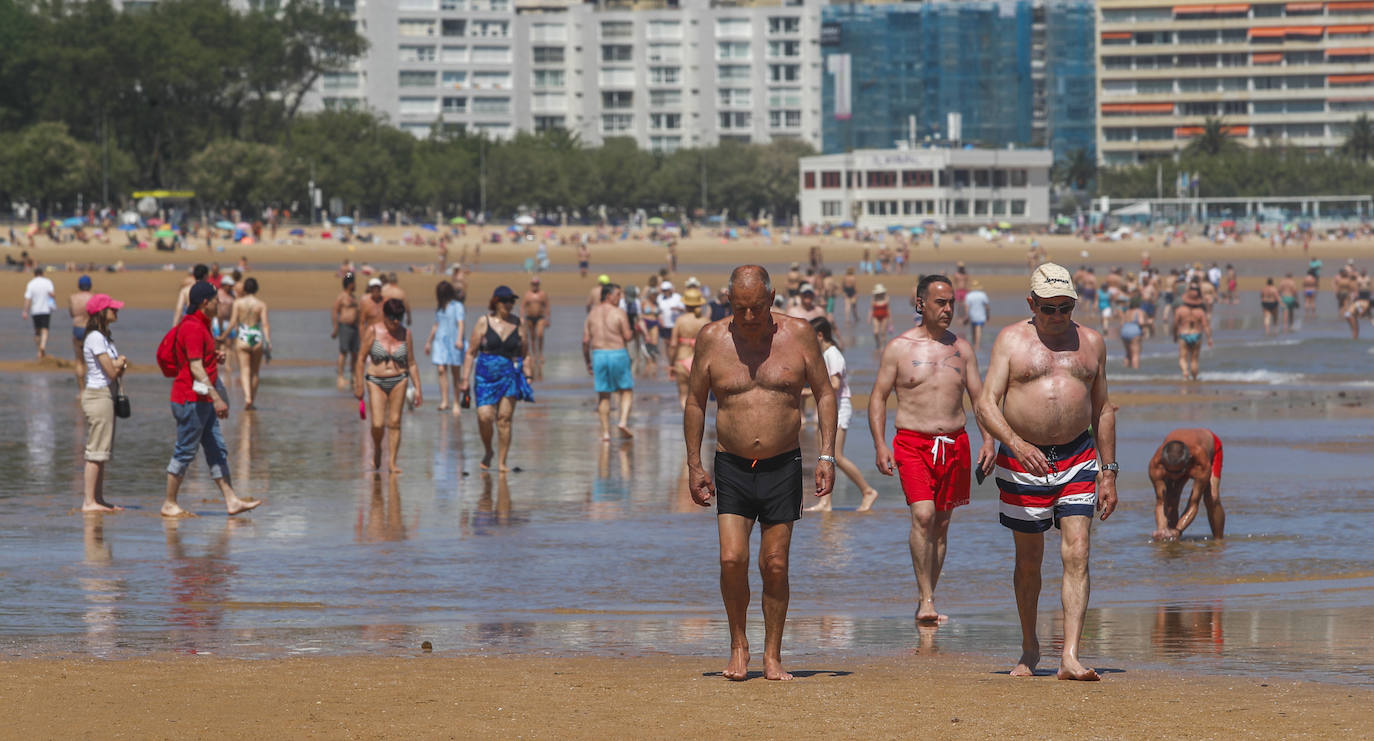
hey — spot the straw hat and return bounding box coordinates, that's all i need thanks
[872,283,887,295]
[681,287,706,307]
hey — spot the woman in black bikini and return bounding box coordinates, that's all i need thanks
[460,285,534,472]
[354,298,422,473]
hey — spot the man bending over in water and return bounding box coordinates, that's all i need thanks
[1147,428,1224,541]
[685,265,836,681]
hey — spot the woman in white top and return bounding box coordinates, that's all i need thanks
[80,294,129,512]
[804,317,879,512]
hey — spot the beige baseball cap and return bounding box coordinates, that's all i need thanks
[1030,263,1078,300]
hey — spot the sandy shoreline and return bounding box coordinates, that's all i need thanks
[4,654,1368,738]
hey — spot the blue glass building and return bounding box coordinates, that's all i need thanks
[820,0,1095,164]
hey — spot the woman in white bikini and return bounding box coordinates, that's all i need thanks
[225,277,271,410]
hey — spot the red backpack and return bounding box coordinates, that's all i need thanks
[155,324,180,378]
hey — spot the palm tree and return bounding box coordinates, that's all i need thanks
[1342,113,1374,163]
[1182,117,1238,158]
[1053,147,1095,191]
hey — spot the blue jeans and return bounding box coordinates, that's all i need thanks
[167,401,229,480]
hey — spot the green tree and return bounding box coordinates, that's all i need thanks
[1342,113,1374,163]
[188,139,305,209]
[1053,147,1095,191]
[1181,117,1240,158]
[0,122,132,212]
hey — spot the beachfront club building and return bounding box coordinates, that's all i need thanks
[797,147,1053,230]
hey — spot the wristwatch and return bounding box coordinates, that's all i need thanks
[1101,462,1120,473]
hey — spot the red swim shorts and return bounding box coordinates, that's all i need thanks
[893,428,970,511]
[1211,433,1223,477]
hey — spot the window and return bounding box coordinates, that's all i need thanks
[400,0,435,9]
[1103,56,1132,71]
[322,97,361,111]
[649,67,680,85]
[602,21,633,39]
[974,170,990,187]
[399,96,438,115]
[535,115,564,131]
[602,45,633,63]
[1181,102,1217,116]
[866,200,898,216]
[767,88,802,107]
[716,18,751,37]
[440,19,464,37]
[769,110,801,128]
[649,113,681,130]
[717,42,751,60]
[821,171,840,188]
[400,45,436,63]
[768,16,800,34]
[952,199,969,216]
[821,200,843,218]
[647,43,681,63]
[441,0,465,9]
[992,200,1007,216]
[804,172,816,189]
[442,96,467,113]
[650,136,681,153]
[532,92,565,111]
[472,71,511,89]
[767,40,799,58]
[647,20,681,39]
[483,0,509,10]
[602,91,633,109]
[441,70,467,87]
[399,70,436,87]
[952,169,970,187]
[472,122,511,138]
[769,64,800,83]
[974,200,989,216]
[600,68,634,87]
[649,90,682,107]
[717,65,751,82]
[533,46,564,64]
[472,45,511,63]
[402,123,434,138]
[1223,100,1248,115]
[866,171,896,188]
[1177,30,1217,44]
[400,19,436,37]
[533,70,564,89]
[719,88,752,107]
[322,72,360,90]
[471,21,508,37]
[1011,200,1026,216]
[472,97,509,114]
[1137,126,1172,140]
[901,170,933,187]
[992,170,1007,187]
[1010,169,1028,187]
[531,23,566,43]
[442,46,468,63]
[601,114,633,133]
[1138,79,1173,94]
[719,111,751,129]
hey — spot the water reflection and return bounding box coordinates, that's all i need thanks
[588,441,632,519]
[461,472,524,533]
[165,518,245,641]
[79,514,123,655]
[1153,602,1225,657]
[356,474,409,543]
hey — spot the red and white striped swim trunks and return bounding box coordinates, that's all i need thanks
[995,429,1099,533]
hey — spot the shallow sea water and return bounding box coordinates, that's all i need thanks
[2,271,1373,686]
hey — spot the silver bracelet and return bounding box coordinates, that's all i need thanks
[817,455,837,464]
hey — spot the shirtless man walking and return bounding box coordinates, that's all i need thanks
[1278,272,1299,332]
[583,282,634,440]
[685,265,837,681]
[1147,428,1225,541]
[870,275,995,624]
[68,275,94,385]
[975,262,1118,681]
[1172,289,1212,381]
[361,278,386,329]
[332,273,361,388]
[381,273,411,325]
[522,276,551,379]
[785,284,825,322]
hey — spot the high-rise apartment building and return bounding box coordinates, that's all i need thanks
[818,0,1096,164]
[304,0,823,152]
[1096,0,1374,166]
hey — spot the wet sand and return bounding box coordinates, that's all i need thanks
[6,655,1371,738]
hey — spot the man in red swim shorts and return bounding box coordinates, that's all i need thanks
[1147,428,1225,541]
[870,275,995,624]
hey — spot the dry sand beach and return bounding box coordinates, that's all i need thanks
[3,226,1374,737]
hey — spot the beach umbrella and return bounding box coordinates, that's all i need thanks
[154,228,175,239]
[910,227,924,234]
[235,221,251,230]
[117,224,137,232]
[62,216,86,228]
[998,221,1012,230]
[838,221,854,228]
[1219,219,1236,228]
[507,224,522,232]
[647,216,665,226]
[449,216,467,225]
[289,228,305,236]
[335,216,354,225]
[215,220,235,230]
[146,218,162,227]
[421,223,438,232]
[886,224,901,232]
[515,215,535,225]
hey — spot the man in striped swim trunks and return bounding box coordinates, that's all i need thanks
[976,263,1118,682]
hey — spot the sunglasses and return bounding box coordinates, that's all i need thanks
[1035,300,1076,316]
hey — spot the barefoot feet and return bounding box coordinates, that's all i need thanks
[161,502,198,518]
[617,424,633,439]
[723,647,749,681]
[1010,650,1039,677]
[1057,657,1100,681]
[762,655,793,681]
[804,498,832,512]
[856,487,879,512]
[82,500,123,513]
[915,598,948,624]
[226,497,264,516]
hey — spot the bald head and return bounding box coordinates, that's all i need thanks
[729,265,772,294]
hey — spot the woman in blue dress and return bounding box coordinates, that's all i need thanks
[460,285,534,471]
[424,280,466,411]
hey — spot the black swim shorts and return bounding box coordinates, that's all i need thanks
[32,313,50,334]
[714,448,803,524]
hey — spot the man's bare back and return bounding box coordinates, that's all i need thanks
[584,301,629,351]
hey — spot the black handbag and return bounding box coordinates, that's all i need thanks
[113,382,131,419]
